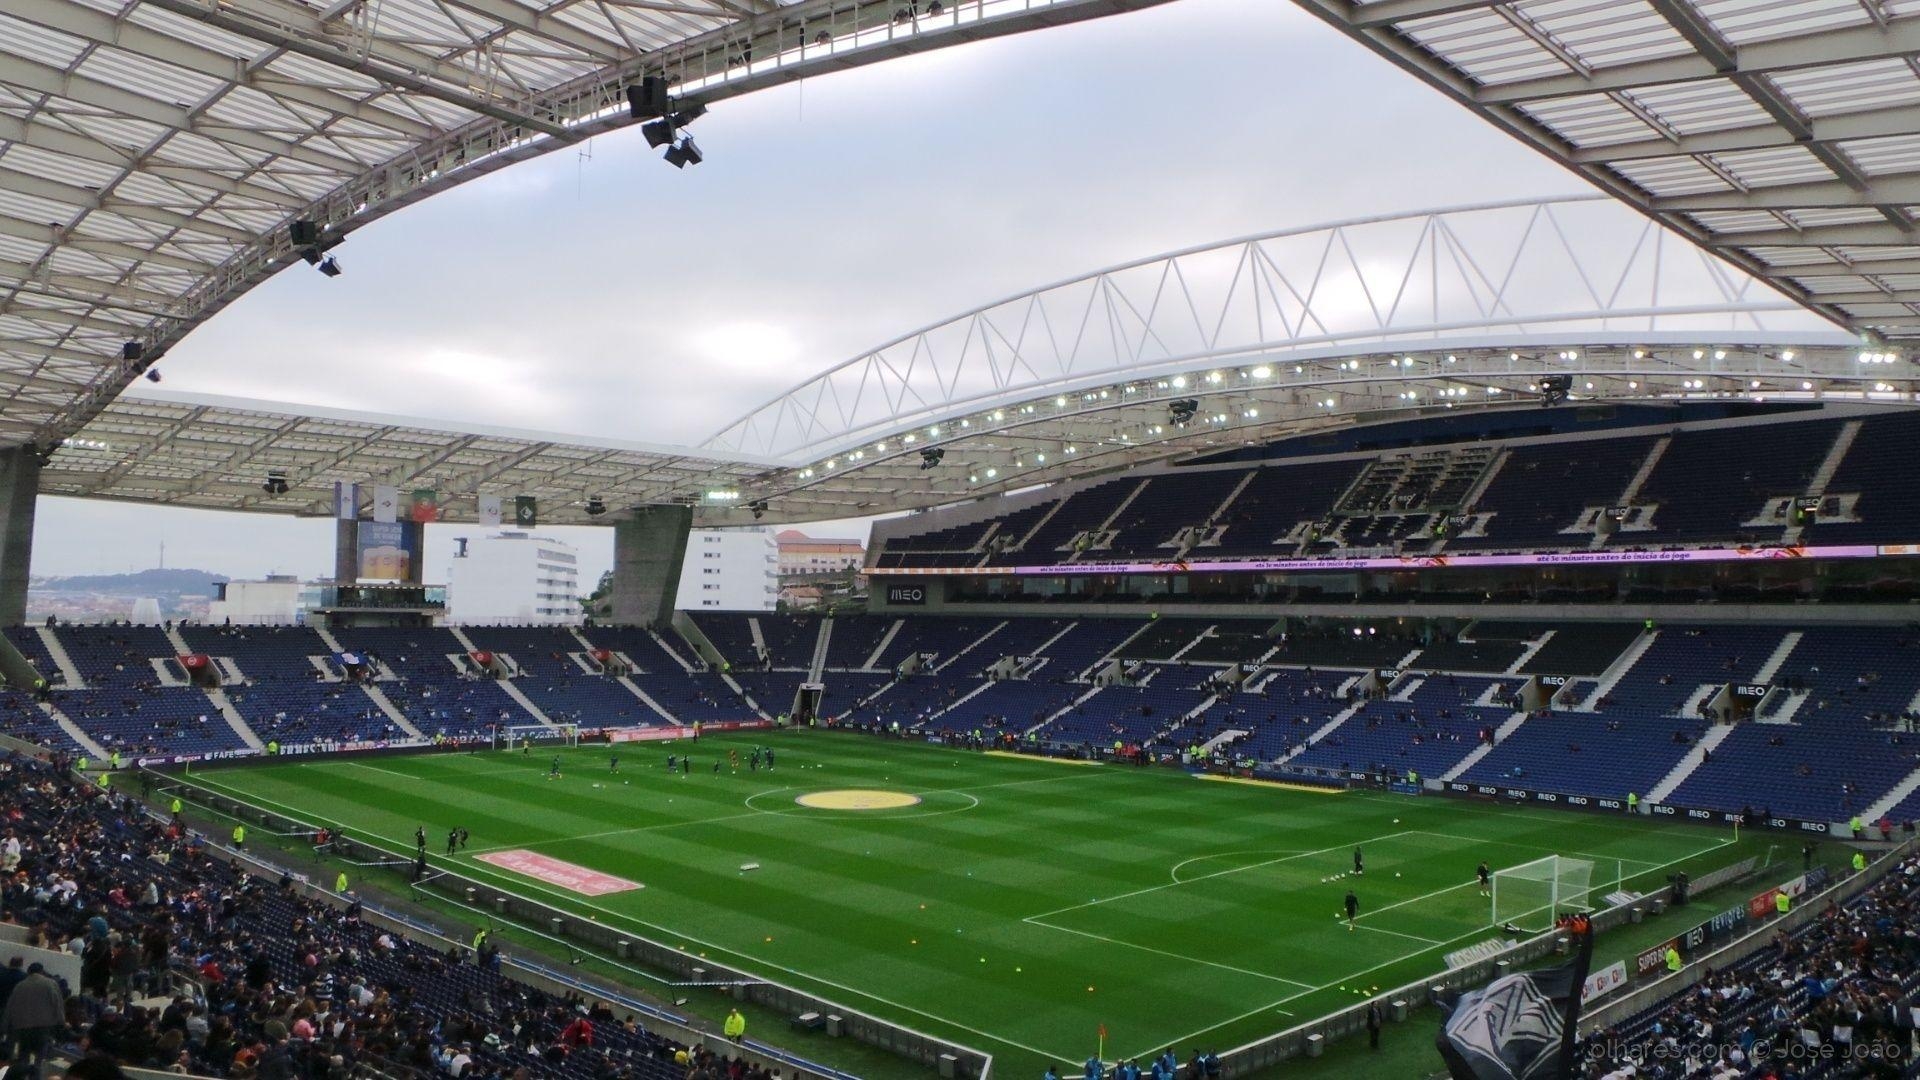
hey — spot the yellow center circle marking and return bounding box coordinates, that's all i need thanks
[793,789,923,810]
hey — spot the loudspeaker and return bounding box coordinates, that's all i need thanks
[288,220,320,246]
[627,76,670,119]
[121,341,144,363]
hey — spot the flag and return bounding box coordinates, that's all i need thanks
[478,494,503,528]
[372,485,399,523]
[410,488,439,523]
[1436,918,1593,1080]
[514,495,537,528]
[333,482,358,520]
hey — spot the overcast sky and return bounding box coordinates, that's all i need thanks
[32,0,1590,587]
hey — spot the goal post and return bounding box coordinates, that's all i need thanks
[1490,855,1594,933]
[491,723,579,751]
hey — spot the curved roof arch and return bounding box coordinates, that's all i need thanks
[0,0,1165,449]
[701,196,1848,462]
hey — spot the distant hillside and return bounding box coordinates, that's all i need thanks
[33,568,228,595]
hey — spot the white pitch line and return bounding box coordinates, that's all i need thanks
[1410,831,1666,871]
[1125,834,1740,1060]
[1168,850,1314,884]
[1023,830,1421,923]
[1021,917,1316,991]
[1352,923,1443,946]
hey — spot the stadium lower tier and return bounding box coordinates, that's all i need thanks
[12,614,1920,824]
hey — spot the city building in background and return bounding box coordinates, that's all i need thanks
[675,528,777,612]
[207,575,313,625]
[775,530,865,577]
[447,532,581,624]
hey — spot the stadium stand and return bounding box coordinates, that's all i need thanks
[179,625,391,746]
[0,753,761,1080]
[1576,853,1918,1080]
[458,627,663,729]
[328,627,534,739]
[52,627,248,757]
[874,411,1920,568]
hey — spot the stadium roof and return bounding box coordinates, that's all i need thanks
[0,0,1167,453]
[1291,0,1920,344]
[44,389,784,524]
[42,199,1893,528]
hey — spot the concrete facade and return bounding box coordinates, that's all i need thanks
[0,448,40,626]
[611,505,692,626]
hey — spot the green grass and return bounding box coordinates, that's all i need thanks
[178,731,1756,1078]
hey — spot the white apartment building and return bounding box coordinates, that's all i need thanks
[447,532,581,624]
[674,527,777,611]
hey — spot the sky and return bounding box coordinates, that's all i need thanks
[29,0,1592,588]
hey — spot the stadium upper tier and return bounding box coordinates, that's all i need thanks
[0,0,1165,452]
[867,402,1920,571]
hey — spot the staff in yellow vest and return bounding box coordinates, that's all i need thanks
[1775,890,1790,916]
[1664,945,1682,973]
[335,871,349,893]
[169,797,182,817]
[231,824,246,846]
[1853,850,1869,874]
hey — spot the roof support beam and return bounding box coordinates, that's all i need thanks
[1573,104,1920,165]
[2,55,368,176]
[4,0,442,141]
[0,164,256,246]
[1653,171,1920,211]
[135,0,572,137]
[0,116,307,211]
[1477,18,1920,105]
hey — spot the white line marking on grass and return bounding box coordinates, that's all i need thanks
[1352,923,1443,946]
[1410,831,1666,871]
[1020,917,1316,991]
[1168,851,1313,884]
[172,771,1086,1061]
[1023,831,1420,923]
[465,810,776,855]
[428,851,1087,1063]
[1123,835,1740,1060]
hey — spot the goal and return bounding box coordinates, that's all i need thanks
[1491,855,1594,933]
[491,723,579,751]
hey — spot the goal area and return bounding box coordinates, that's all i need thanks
[1491,855,1594,933]
[490,723,580,751]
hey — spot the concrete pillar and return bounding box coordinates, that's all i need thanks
[0,448,40,625]
[612,506,692,627]
[334,519,358,584]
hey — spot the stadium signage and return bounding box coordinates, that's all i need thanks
[1537,675,1569,687]
[1442,784,1835,832]
[1731,683,1770,700]
[1634,938,1678,976]
[1581,961,1628,1004]
[884,584,928,605]
[879,542,1887,576]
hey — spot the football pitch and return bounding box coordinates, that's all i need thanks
[182,732,1752,1075]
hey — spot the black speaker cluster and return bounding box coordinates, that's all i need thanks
[627,76,708,169]
[288,220,343,277]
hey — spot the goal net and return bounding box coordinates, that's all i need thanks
[491,723,579,751]
[1491,855,1594,933]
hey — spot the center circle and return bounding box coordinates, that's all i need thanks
[793,789,923,810]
